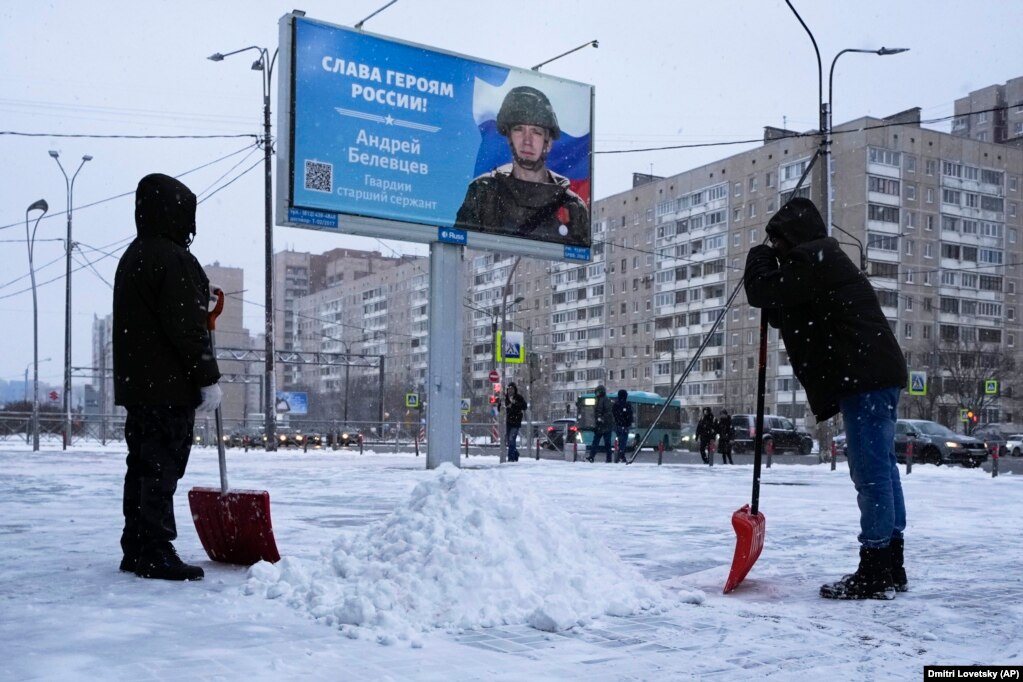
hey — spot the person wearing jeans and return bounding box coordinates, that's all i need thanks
[503,382,527,462]
[745,198,908,600]
[841,387,906,552]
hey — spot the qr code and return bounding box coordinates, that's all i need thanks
[304,159,333,193]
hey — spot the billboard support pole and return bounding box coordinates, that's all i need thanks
[426,241,463,469]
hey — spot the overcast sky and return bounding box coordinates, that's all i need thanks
[1,0,1019,396]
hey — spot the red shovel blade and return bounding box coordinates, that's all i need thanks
[188,487,281,565]
[723,504,766,593]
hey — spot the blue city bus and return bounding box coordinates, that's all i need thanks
[575,390,684,452]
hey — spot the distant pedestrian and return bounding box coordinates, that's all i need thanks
[504,382,527,462]
[745,197,908,600]
[717,410,733,464]
[587,385,615,463]
[113,173,222,582]
[696,407,716,464]
[612,389,634,463]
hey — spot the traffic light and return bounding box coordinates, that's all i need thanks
[489,394,498,405]
[968,410,978,425]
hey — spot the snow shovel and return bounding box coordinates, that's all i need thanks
[723,311,769,593]
[188,289,281,565]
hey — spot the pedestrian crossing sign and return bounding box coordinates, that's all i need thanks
[985,379,998,395]
[908,370,927,396]
[405,393,419,408]
[495,330,525,364]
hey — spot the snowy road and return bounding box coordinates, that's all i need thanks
[1,443,1020,681]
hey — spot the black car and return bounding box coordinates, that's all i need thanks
[895,419,987,467]
[729,414,813,455]
[543,418,579,451]
[972,424,1015,458]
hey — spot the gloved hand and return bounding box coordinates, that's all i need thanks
[197,383,223,413]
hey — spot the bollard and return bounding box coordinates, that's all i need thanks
[765,439,773,469]
[657,440,664,466]
[535,436,540,460]
[464,435,469,459]
[905,440,913,475]
[359,434,364,455]
[992,446,999,478]
[414,433,420,457]
[573,440,578,462]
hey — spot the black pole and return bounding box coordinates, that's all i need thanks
[751,313,769,516]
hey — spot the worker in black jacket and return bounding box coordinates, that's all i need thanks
[113,173,222,581]
[744,197,908,601]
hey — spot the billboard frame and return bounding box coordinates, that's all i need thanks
[275,12,595,264]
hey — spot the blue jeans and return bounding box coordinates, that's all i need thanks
[506,425,520,460]
[590,431,614,461]
[839,387,906,549]
[615,428,630,459]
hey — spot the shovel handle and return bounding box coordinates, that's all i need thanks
[208,288,225,331]
[751,311,769,516]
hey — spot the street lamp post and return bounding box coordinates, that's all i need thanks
[824,47,909,240]
[209,45,278,450]
[25,199,49,451]
[531,40,598,71]
[48,151,91,449]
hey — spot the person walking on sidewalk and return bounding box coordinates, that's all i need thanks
[696,407,716,464]
[587,385,615,463]
[504,382,527,462]
[113,173,223,582]
[612,389,634,463]
[716,409,733,464]
[744,197,908,600]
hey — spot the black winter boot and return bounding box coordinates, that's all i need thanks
[135,545,204,581]
[819,546,896,600]
[890,537,907,592]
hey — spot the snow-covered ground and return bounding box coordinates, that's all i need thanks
[2,442,1020,681]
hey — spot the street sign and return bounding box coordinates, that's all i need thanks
[460,398,471,414]
[48,390,59,401]
[908,371,927,396]
[985,379,998,395]
[495,330,525,364]
[488,369,499,383]
[960,408,969,423]
[405,393,419,408]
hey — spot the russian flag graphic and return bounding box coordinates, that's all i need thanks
[468,75,592,206]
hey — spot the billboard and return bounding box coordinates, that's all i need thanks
[275,391,308,415]
[277,13,594,262]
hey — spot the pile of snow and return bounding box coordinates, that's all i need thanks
[245,463,701,645]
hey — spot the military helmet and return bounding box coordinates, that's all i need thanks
[496,86,560,140]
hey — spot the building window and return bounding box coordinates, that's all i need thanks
[904,323,913,339]
[905,184,916,201]
[926,188,935,204]
[925,160,936,176]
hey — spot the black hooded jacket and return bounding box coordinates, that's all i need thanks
[113,174,220,406]
[743,198,906,422]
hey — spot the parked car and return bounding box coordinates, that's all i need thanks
[678,424,699,452]
[543,418,579,451]
[830,433,848,460]
[972,424,1016,458]
[894,419,987,467]
[729,414,813,455]
[1005,434,1023,458]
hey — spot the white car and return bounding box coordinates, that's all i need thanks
[1004,434,1023,457]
